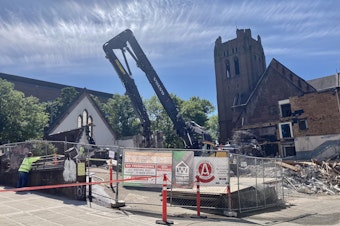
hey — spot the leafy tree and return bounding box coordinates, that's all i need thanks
[206,114,219,143]
[145,94,215,148]
[145,95,184,148]
[46,87,79,125]
[181,96,215,126]
[0,79,49,144]
[102,94,140,138]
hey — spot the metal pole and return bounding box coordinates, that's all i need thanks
[88,175,92,203]
[115,162,119,202]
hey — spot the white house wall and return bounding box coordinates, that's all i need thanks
[295,134,340,152]
[50,96,116,145]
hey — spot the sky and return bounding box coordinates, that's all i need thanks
[1,0,339,110]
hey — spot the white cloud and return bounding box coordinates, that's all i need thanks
[0,0,339,80]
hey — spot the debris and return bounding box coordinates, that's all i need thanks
[277,161,301,172]
[282,160,340,195]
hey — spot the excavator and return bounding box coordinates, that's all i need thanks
[103,29,213,150]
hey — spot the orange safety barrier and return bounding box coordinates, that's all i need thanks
[156,174,173,225]
[0,175,159,193]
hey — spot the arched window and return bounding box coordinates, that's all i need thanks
[77,115,82,128]
[82,110,88,126]
[88,116,93,136]
[234,57,240,75]
[225,60,231,78]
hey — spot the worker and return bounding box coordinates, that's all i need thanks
[17,152,41,188]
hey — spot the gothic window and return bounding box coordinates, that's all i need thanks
[225,60,231,78]
[77,115,82,128]
[234,57,240,75]
[82,110,88,126]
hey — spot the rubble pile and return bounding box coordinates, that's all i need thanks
[283,160,340,195]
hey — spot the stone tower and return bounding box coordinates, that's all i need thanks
[214,29,266,144]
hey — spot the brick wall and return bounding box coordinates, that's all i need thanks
[290,90,340,136]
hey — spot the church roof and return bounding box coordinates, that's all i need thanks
[0,72,112,102]
[308,73,340,91]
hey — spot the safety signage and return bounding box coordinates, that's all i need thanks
[194,157,229,186]
[123,150,172,186]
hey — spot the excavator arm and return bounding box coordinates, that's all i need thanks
[103,31,152,147]
[103,29,212,149]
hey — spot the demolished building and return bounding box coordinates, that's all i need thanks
[215,29,340,159]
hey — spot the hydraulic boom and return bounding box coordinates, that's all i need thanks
[103,29,212,149]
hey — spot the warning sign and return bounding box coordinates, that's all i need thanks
[123,150,172,186]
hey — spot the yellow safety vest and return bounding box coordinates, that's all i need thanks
[18,157,41,173]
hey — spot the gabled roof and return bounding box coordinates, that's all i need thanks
[308,73,340,91]
[48,89,117,140]
[234,58,316,108]
[0,72,112,102]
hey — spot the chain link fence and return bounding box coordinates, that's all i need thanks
[229,154,284,213]
[0,141,284,214]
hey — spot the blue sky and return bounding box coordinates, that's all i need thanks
[1,0,339,110]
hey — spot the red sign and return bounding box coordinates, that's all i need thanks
[197,162,215,183]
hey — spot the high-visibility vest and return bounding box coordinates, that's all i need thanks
[18,157,41,173]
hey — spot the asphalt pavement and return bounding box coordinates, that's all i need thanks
[1,186,340,226]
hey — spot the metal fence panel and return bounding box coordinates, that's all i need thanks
[0,142,284,214]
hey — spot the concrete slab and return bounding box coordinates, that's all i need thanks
[1,186,340,226]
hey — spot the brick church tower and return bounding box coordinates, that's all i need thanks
[214,29,266,144]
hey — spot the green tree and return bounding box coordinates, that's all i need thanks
[181,96,215,126]
[145,94,215,148]
[102,94,140,138]
[144,95,184,148]
[46,87,79,125]
[206,114,219,143]
[0,79,49,144]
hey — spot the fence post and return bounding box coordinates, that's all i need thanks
[191,175,207,218]
[156,174,173,225]
[223,156,237,217]
[88,175,92,203]
[109,159,113,188]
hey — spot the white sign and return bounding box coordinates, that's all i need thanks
[194,157,229,186]
[123,150,172,186]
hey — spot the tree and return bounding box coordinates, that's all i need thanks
[145,94,215,148]
[144,95,183,148]
[181,96,215,126]
[46,87,79,125]
[206,114,219,143]
[0,79,49,144]
[102,94,140,138]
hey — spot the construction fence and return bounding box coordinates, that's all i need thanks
[0,140,284,214]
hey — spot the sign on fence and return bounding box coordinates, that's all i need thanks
[172,151,195,188]
[194,157,229,186]
[123,150,172,186]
